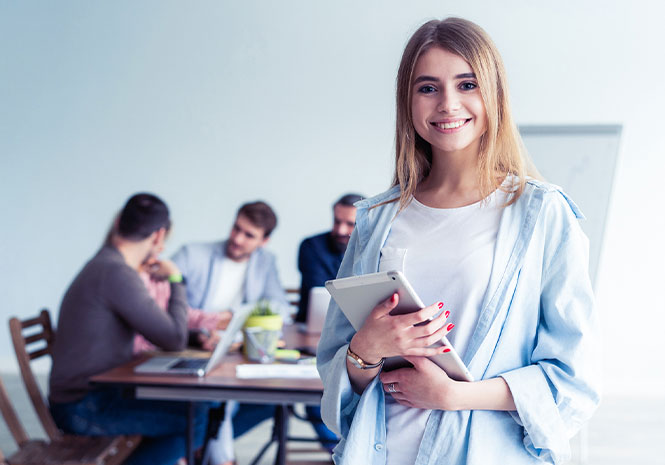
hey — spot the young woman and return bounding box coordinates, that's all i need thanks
[317,17,600,465]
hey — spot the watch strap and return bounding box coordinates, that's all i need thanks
[168,273,184,283]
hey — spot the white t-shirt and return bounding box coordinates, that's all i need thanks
[205,256,249,312]
[379,190,505,465]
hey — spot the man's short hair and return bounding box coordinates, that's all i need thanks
[237,201,278,237]
[334,193,363,209]
[117,193,171,241]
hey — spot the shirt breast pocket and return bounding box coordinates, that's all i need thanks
[378,247,407,273]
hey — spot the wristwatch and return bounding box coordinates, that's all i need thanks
[346,345,384,370]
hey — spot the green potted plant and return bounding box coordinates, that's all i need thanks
[244,299,283,330]
[243,300,283,361]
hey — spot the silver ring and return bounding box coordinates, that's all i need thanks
[388,383,396,393]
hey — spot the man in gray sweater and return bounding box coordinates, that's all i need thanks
[48,193,207,465]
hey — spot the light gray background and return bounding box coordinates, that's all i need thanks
[1,1,663,400]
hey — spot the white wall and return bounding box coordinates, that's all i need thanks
[1,0,663,398]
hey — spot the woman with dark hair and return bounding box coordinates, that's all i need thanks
[317,18,600,464]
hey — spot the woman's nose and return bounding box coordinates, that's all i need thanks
[437,90,461,113]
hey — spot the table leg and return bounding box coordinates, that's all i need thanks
[187,401,195,465]
[275,404,288,465]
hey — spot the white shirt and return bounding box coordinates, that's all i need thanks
[379,191,504,465]
[205,256,249,312]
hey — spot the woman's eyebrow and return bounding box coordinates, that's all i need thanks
[413,75,439,84]
[413,72,476,85]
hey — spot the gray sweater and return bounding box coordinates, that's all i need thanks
[49,246,188,403]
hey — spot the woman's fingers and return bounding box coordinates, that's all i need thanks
[415,320,454,347]
[371,292,400,318]
[401,301,444,327]
[408,307,450,339]
[393,397,414,408]
[403,345,451,357]
[362,297,453,358]
[379,367,405,385]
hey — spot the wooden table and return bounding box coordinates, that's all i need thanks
[91,325,324,465]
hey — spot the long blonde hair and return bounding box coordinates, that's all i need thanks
[393,17,536,210]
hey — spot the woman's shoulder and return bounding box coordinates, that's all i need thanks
[353,186,401,231]
[520,178,585,220]
[508,178,587,242]
[354,185,401,210]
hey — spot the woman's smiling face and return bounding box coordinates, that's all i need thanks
[410,46,487,158]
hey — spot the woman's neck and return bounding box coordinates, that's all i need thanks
[416,147,483,208]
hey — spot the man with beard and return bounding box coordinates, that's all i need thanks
[48,193,208,465]
[294,193,362,452]
[295,193,363,323]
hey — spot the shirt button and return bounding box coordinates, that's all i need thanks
[374,443,384,451]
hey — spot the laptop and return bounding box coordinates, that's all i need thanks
[299,286,331,334]
[134,304,253,377]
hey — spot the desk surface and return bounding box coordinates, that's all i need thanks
[92,325,324,405]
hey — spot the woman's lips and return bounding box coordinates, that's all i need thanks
[430,118,471,133]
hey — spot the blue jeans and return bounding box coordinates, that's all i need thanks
[232,403,338,450]
[50,388,208,465]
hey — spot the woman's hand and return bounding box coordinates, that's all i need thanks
[380,357,517,411]
[380,356,460,410]
[349,293,452,364]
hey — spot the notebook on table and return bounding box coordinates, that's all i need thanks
[134,304,252,377]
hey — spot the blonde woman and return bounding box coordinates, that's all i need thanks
[317,18,600,465]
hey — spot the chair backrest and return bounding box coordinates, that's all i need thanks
[9,309,61,441]
[0,374,30,452]
[285,287,300,312]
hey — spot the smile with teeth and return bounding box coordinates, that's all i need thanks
[432,119,470,129]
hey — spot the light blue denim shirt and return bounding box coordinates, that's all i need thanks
[317,180,601,465]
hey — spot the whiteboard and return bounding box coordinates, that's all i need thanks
[519,125,621,287]
[519,125,622,287]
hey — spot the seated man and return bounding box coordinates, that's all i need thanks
[172,200,288,465]
[296,193,362,323]
[172,200,288,318]
[296,193,362,451]
[48,193,208,465]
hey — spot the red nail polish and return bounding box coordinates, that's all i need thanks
[447,323,455,331]
[390,293,397,303]
[443,348,451,353]
[437,302,443,309]
[444,310,450,318]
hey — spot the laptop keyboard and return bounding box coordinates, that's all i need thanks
[171,358,208,370]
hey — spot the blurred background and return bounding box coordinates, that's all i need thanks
[1,1,664,463]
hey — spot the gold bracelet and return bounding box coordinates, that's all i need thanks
[346,345,384,370]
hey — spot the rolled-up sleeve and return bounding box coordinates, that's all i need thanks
[317,229,363,438]
[501,219,601,464]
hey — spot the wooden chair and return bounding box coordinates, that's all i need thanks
[0,372,139,465]
[6,309,140,465]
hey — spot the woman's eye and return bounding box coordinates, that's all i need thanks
[460,81,478,91]
[417,85,437,94]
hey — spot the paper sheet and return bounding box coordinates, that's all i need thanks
[235,363,320,379]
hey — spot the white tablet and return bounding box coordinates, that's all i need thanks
[325,270,473,382]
